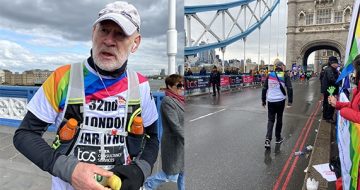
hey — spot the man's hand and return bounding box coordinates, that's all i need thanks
[286,103,292,108]
[110,164,144,190]
[71,162,113,190]
[262,102,266,108]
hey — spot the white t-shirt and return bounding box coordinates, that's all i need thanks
[27,60,158,189]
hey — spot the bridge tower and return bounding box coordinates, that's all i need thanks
[286,0,353,72]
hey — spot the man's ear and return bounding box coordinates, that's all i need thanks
[131,35,141,53]
[91,26,97,41]
[91,24,98,37]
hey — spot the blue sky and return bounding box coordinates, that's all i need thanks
[0,0,184,75]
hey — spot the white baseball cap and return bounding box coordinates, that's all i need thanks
[93,1,141,36]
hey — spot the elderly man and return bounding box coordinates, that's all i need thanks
[13,1,159,190]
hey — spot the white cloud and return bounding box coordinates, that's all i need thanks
[0,0,183,75]
[129,36,168,74]
[0,40,85,72]
[0,36,176,75]
[26,34,89,49]
[0,40,35,69]
[129,33,184,75]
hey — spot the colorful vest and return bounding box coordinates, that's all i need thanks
[51,61,143,169]
[267,71,286,102]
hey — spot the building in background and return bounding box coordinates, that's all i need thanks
[314,50,339,71]
[12,72,22,86]
[178,64,184,75]
[32,69,52,85]
[22,71,35,86]
[0,70,5,84]
[160,69,166,76]
[197,41,216,65]
[3,70,12,85]
[0,69,52,86]
[286,0,352,72]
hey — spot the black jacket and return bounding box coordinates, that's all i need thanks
[199,69,207,75]
[321,66,339,94]
[210,71,221,84]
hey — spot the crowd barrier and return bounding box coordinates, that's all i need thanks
[184,74,265,95]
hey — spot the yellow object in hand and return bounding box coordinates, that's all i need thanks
[107,175,122,190]
[95,174,122,190]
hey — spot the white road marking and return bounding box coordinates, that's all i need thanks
[189,108,226,122]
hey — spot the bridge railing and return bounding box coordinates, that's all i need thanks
[0,86,165,140]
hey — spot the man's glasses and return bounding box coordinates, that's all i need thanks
[176,83,184,89]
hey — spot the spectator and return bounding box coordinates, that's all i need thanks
[321,56,340,123]
[199,67,207,75]
[230,68,237,75]
[320,65,327,92]
[210,66,221,96]
[329,54,360,190]
[144,74,184,190]
[224,67,231,75]
[185,68,193,76]
[306,71,312,82]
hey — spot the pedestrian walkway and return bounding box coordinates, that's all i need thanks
[301,119,335,189]
[0,126,52,190]
[0,126,176,190]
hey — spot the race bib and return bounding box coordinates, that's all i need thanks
[71,96,129,168]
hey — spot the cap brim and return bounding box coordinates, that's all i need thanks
[93,12,137,36]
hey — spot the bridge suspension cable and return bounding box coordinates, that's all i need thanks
[268,13,272,70]
[258,0,261,71]
[276,0,280,58]
[185,0,280,56]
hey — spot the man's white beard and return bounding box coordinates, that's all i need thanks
[92,43,128,72]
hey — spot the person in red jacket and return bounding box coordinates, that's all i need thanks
[329,54,360,190]
[329,55,360,123]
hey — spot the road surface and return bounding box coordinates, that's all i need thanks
[185,79,323,190]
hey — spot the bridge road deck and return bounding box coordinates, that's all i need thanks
[185,79,323,190]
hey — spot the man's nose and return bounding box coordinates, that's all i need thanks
[103,32,116,46]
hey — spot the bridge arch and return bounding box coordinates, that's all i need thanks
[298,40,345,71]
[286,0,351,72]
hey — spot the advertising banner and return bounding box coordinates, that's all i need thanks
[220,76,230,86]
[242,75,254,83]
[197,76,210,88]
[185,76,210,90]
[229,75,242,87]
[185,77,198,90]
